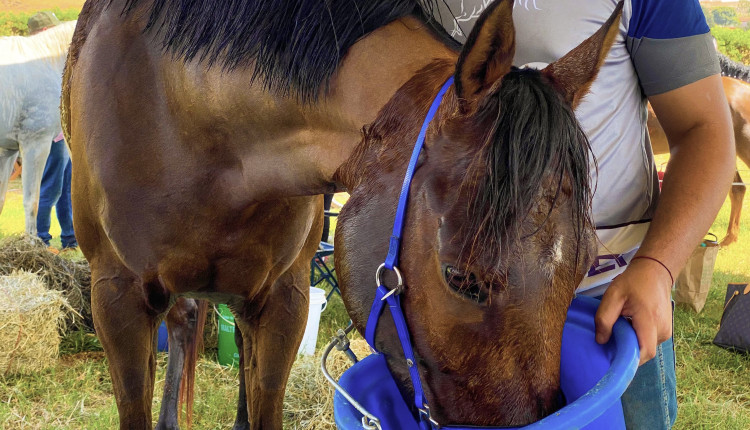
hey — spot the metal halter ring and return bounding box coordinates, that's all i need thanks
[375,263,404,300]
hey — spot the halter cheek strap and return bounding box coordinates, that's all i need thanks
[383,76,454,271]
[366,76,452,430]
[363,76,520,430]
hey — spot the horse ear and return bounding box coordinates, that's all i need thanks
[455,0,515,109]
[541,1,623,109]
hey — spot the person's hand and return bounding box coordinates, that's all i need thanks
[594,257,673,365]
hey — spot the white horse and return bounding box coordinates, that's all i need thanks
[0,21,76,236]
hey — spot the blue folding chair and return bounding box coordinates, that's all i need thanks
[311,210,340,301]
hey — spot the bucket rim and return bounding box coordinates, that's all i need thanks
[310,286,328,304]
[331,295,640,429]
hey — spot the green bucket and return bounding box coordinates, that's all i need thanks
[217,304,239,367]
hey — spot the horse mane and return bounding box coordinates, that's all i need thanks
[111,0,452,102]
[466,68,593,270]
[350,63,593,274]
[358,63,593,274]
[719,52,750,84]
[0,21,76,65]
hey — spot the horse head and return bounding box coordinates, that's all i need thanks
[335,0,622,426]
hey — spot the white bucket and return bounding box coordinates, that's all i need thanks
[298,287,328,355]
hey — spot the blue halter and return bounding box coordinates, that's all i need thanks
[362,76,519,430]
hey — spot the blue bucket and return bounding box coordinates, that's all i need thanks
[333,296,639,429]
[157,321,169,352]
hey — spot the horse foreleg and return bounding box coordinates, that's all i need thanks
[0,148,19,216]
[232,322,250,430]
[721,171,745,247]
[236,278,309,430]
[92,272,162,429]
[156,298,200,430]
[18,139,52,237]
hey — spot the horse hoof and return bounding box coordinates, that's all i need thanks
[720,236,737,247]
[154,419,180,430]
[231,422,250,430]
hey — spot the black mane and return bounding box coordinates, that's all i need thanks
[467,68,593,269]
[113,0,451,102]
[719,52,750,83]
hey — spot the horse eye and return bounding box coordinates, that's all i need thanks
[443,265,488,304]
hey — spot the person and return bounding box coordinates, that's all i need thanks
[27,10,60,35]
[36,133,77,254]
[433,1,735,428]
[28,12,78,254]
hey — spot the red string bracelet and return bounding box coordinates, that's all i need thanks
[631,255,674,286]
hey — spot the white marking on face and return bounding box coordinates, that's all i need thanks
[553,234,563,264]
[541,234,563,279]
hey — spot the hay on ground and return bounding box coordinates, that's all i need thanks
[0,235,91,330]
[284,339,373,429]
[0,270,72,375]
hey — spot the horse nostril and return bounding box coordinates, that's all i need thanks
[443,265,488,303]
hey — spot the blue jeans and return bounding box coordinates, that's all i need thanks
[621,337,677,429]
[36,139,77,248]
[591,295,677,429]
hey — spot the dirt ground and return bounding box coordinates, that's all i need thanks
[0,0,85,12]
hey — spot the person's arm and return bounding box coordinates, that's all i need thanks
[595,74,735,365]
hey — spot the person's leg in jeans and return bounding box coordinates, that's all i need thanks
[620,337,677,429]
[36,139,67,246]
[593,295,677,429]
[57,155,77,249]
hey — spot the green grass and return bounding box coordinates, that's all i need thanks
[0,179,62,247]
[672,197,750,429]
[1,181,749,428]
[0,351,243,429]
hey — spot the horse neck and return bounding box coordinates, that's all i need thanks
[320,17,457,190]
[327,40,455,191]
[156,16,455,198]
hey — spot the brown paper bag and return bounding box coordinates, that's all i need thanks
[674,234,719,313]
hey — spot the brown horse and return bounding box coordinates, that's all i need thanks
[648,74,750,247]
[62,0,620,428]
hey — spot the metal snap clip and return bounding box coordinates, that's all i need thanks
[418,404,441,428]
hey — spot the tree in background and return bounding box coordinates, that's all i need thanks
[710,6,740,27]
[738,0,750,17]
[713,26,750,64]
[700,5,750,64]
[704,6,716,27]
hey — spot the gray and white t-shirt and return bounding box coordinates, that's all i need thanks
[432,0,719,294]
